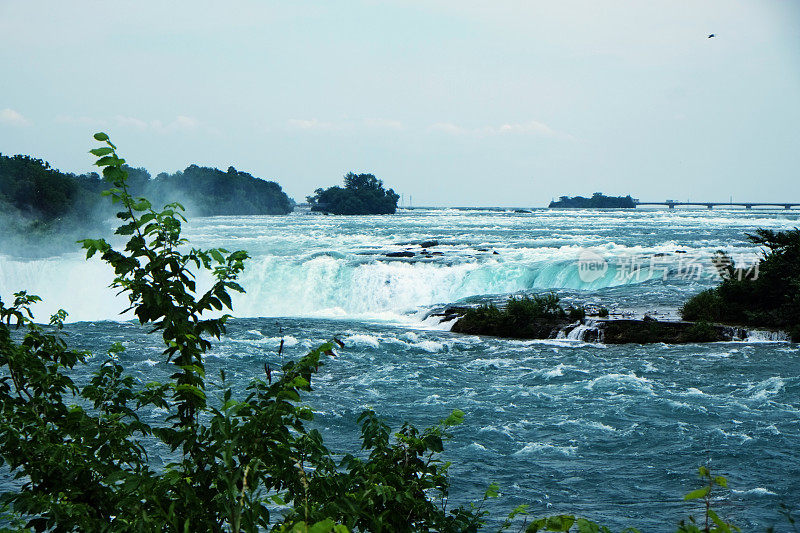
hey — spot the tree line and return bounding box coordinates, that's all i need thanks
[0,153,295,229]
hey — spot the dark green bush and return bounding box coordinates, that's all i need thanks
[451,294,572,338]
[680,289,724,323]
[681,229,800,339]
[567,306,586,321]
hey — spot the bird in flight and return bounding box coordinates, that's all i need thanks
[708,33,716,38]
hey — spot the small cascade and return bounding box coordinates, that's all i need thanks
[719,326,790,342]
[744,329,790,342]
[567,324,590,340]
[559,319,602,342]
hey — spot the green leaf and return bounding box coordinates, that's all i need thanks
[132,199,152,211]
[95,155,121,167]
[443,408,465,426]
[508,504,529,519]
[308,520,336,533]
[484,482,499,498]
[707,509,731,533]
[210,249,225,264]
[175,384,206,400]
[684,486,710,500]
[714,476,727,488]
[292,376,309,388]
[89,147,114,156]
[576,518,601,533]
[93,132,109,141]
[527,515,576,533]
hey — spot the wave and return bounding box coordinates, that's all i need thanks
[513,441,578,457]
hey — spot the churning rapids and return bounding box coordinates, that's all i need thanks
[1,207,799,529]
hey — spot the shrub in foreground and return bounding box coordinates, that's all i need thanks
[0,135,486,532]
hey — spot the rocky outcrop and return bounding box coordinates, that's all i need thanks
[448,312,788,344]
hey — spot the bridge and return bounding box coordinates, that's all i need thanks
[635,201,800,210]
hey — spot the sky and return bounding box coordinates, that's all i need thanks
[1,0,798,207]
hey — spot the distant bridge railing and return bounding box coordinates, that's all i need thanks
[635,201,799,210]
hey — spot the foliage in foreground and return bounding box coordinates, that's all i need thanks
[680,230,800,341]
[0,134,780,531]
[307,172,400,215]
[0,134,485,532]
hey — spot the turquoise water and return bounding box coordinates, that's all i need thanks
[2,207,799,529]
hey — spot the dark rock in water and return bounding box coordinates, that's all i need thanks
[428,306,472,323]
[601,319,726,344]
[477,248,489,252]
[451,315,569,339]
[675,250,687,253]
[385,251,415,258]
[492,251,499,255]
[420,240,439,248]
[642,314,657,322]
[450,315,781,344]
[514,209,531,213]
[431,251,444,256]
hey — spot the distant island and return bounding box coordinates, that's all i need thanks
[0,154,294,221]
[146,165,294,216]
[307,172,399,215]
[0,153,294,253]
[549,192,637,208]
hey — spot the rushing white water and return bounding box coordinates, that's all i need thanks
[1,207,796,323]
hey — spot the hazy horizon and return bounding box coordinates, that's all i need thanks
[1,1,798,207]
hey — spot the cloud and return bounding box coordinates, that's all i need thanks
[287,117,404,132]
[363,118,403,130]
[429,122,468,135]
[54,114,107,127]
[286,118,340,131]
[113,115,200,133]
[428,120,571,139]
[496,121,559,136]
[114,115,149,130]
[0,108,30,126]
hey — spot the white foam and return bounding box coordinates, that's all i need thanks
[344,334,381,348]
[542,363,567,379]
[747,376,786,401]
[745,330,790,343]
[586,372,654,394]
[514,442,577,456]
[732,487,777,496]
[412,340,446,353]
[715,428,753,442]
